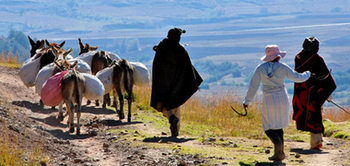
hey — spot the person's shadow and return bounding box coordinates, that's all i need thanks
[143,136,196,143]
[290,148,328,154]
[239,161,285,166]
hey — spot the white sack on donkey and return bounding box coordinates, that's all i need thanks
[75,51,96,66]
[81,73,105,100]
[77,50,149,87]
[19,56,41,87]
[96,67,114,95]
[35,64,54,96]
[130,62,150,86]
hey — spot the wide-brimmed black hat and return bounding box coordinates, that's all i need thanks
[303,37,319,51]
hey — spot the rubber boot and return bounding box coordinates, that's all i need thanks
[268,135,285,161]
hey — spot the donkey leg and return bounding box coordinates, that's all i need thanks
[69,104,75,133]
[95,99,100,107]
[76,105,81,135]
[116,89,125,120]
[57,101,64,121]
[106,93,111,106]
[127,93,132,122]
[66,100,75,133]
[110,91,116,107]
[86,100,91,105]
[39,99,44,107]
[102,94,110,108]
[119,96,125,120]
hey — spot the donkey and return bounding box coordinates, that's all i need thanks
[45,39,66,50]
[54,56,85,135]
[78,38,98,55]
[99,59,134,122]
[32,39,68,70]
[77,38,113,107]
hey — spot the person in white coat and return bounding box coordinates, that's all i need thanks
[243,45,311,161]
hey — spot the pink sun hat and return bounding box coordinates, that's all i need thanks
[260,45,286,62]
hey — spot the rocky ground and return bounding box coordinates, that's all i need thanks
[1,65,350,166]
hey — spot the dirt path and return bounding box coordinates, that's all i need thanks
[1,65,349,166]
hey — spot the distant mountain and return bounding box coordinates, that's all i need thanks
[1,0,350,104]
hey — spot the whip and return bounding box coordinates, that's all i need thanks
[328,100,350,115]
[230,106,247,116]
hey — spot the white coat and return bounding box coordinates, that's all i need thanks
[244,62,310,131]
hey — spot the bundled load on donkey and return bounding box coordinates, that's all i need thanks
[19,55,41,87]
[76,38,150,87]
[35,58,91,97]
[39,48,105,106]
[19,39,73,87]
[41,70,69,107]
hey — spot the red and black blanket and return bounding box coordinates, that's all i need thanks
[151,38,203,111]
[292,51,336,134]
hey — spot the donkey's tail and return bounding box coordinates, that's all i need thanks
[73,70,82,107]
[119,59,133,95]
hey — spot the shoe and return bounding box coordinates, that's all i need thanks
[311,144,322,150]
[169,115,179,137]
[268,143,285,161]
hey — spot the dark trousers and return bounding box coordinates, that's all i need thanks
[265,129,284,142]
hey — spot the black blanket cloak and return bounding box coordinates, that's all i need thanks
[150,38,203,111]
[292,51,336,134]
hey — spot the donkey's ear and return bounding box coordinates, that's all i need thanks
[51,46,59,61]
[54,61,64,71]
[78,38,84,49]
[45,40,50,47]
[90,46,98,51]
[66,48,73,55]
[39,40,45,48]
[71,60,78,68]
[58,41,66,48]
[51,46,58,56]
[28,36,35,46]
[63,48,73,59]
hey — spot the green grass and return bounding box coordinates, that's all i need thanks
[111,86,350,165]
[323,119,350,139]
[0,63,21,68]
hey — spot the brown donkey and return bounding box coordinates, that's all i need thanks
[54,57,85,135]
[78,38,112,107]
[111,59,134,122]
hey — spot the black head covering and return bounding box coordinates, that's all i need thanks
[167,28,186,41]
[303,37,319,52]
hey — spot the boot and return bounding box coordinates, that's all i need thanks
[268,135,285,161]
[310,132,323,149]
[169,115,179,137]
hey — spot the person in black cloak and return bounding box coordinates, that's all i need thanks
[292,37,336,149]
[151,27,203,137]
